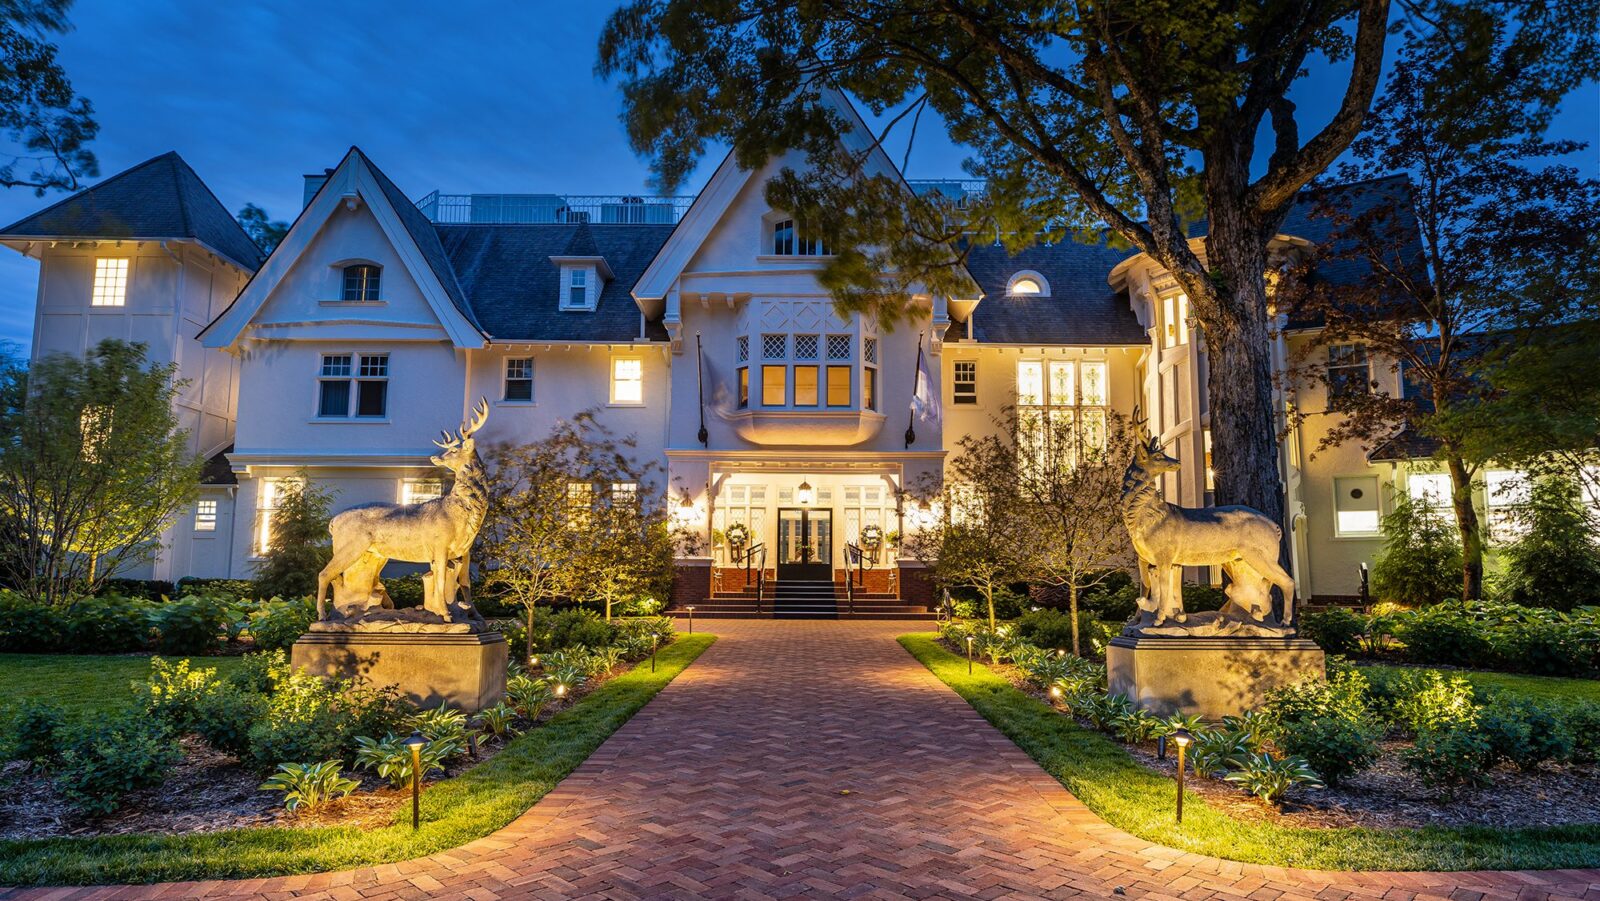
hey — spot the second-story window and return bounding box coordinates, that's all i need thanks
[92,258,129,307]
[611,356,643,404]
[342,264,381,301]
[1161,293,1189,348]
[863,337,879,411]
[1327,343,1371,398]
[771,218,830,256]
[318,353,389,418]
[953,360,977,404]
[194,499,218,532]
[1016,359,1109,470]
[504,357,534,402]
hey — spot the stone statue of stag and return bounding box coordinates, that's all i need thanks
[1121,433,1296,631]
[316,399,492,624]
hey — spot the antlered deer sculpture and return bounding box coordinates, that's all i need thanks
[316,399,492,624]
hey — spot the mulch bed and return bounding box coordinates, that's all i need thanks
[947,639,1600,831]
[0,661,626,841]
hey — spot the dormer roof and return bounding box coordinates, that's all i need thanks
[0,151,265,272]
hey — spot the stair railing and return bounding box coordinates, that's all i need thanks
[755,544,767,614]
[844,542,865,615]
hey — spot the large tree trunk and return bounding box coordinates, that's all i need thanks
[1443,452,1484,601]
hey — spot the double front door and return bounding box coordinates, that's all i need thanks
[777,507,832,581]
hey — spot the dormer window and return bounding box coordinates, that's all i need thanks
[566,268,589,309]
[551,257,610,311]
[771,218,830,256]
[1006,270,1049,297]
[342,264,381,302]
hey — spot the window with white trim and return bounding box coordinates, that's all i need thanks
[1015,359,1109,471]
[771,218,830,256]
[842,485,893,549]
[401,478,443,505]
[1327,343,1371,398]
[254,478,292,556]
[1486,469,1530,541]
[610,356,643,404]
[1006,271,1050,297]
[566,481,595,528]
[715,485,767,558]
[318,353,388,418]
[91,258,129,307]
[1333,475,1382,537]
[342,264,381,301]
[609,481,638,508]
[1407,472,1452,515]
[563,267,591,309]
[953,360,977,404]
[194,499,218,532]
[503,357,534,402]
[1161,293,1190,348]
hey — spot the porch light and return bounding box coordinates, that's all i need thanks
[797,480,814,505]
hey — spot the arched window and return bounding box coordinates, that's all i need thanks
[342,264,381,301]
[1007,270,1050,297]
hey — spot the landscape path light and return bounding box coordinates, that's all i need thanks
[965,634,975,674]
[686,605,695,634]
[1171,728,1192,825]
[402,730,428,830]
[651,632,659,672]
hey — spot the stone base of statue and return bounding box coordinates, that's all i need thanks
[1107,634,1324,720]
[292,630,507,712]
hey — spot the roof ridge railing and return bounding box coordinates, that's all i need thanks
[416,190,697,225]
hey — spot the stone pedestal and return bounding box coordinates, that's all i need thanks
[291,631,508,712]
[1107,635,1325,719]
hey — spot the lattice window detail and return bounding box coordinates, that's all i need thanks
[864,337,879,364]
[762,333,788,359]
[795,334,819,360]
[737,335,749,362]
[826,334,852,360]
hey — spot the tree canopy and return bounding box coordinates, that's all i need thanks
[0,0,96,194]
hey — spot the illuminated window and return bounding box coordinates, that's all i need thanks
[1048,361,1075,406]
[610,357,643,404]
[610,481,638,508]
[566,481,595,528]
[1162,293,1190,348]
[504,357,533,402]
[737,366,749,408]
[793,365,819,406]
[1327,343,1371,398]
[342,264,381,301]
[1333,475,1382,537]
[1007,271,1049,297]
[402,478,443,505]
[254,478,295,555]
[1080,361,1108,406]
[715,485,767,557]
[1203,429,1215,492]
[91,258,128,307]
[194,499,217,532]
[826,365,851,407]
[864,366,878,411]
[1407,472,1452,515]
[1017,361,1044,406]
[1017,358,1110,470]
[1487,469,1530,541]
[762,364,787,406]
[953,360,976,404]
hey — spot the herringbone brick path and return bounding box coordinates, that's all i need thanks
[5,620,1599,900]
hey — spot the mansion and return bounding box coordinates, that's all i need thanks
[0,94,1508,608]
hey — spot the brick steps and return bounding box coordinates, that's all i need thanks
[677,578,937,620]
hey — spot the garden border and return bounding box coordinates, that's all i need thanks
[0,634,716,886]
[899,633,1600,871]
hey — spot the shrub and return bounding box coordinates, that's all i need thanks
[4,699,66,762]
[1497,472,1600,611]
[1372,494,1463,606]
[1181,584,1228,613]
[1079,570,1137,622]
[1402,725,1493,795]
[61,593,155,652]
[251,476,334,601]
[1013,608,1075,649]
[342,681,412,742]
[135,657,221,732]
[536,608,618,651]
[259,760,359,813]
[1278,716,1381,787]
[100,578,175,601]
[1223,752,1324,802]
[192,683,268,757]
[229,648,292,694]
[54,711,181,816]
[248,596,317,651]
[384,573,426,609]
[1489,620,1592,676]
[353,733,453,789]
[0,592,67,651]
[1264,669,1371,728]
[1564,702,1600,764]
[1394,607,1492,667]
[247,669,346,769]
[149,594,230,654]
[1479,699,1573,771]
[1389,670,1479,736]
[174,578,258,604]
[1301,608,1366,656]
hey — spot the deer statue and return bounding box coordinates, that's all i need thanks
[315,399,492,625]
[1120,430,1297,634]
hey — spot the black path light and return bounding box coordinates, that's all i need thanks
[402,730,428,830]
[686,605,695,634]
[1171,728,1193,825]
[965,634,975,674]
[651,632,659,672]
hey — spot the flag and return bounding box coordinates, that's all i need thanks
[910,333,941,427]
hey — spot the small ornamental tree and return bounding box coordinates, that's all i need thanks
[1371,493,1463,607]
[566,489,674,621]
[1497,471,1600,611]
[252,473,334,600]
[0,340,202,606]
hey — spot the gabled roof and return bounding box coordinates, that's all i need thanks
[0,151,265,272]
[438,222,671,342]
[362,152,481,332]
[961,239,1149,345]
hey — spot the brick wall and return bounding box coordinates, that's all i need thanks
[671,561,711,609]
[899,562,938,609]
[833,567,896,595]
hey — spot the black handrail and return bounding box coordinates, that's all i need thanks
[735,543,767,614]
[844,542,866,615]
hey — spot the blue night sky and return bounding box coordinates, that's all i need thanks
[0,1,1593,352]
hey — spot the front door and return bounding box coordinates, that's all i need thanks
[777,508,832,581]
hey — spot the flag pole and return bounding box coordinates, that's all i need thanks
[905,331,923,448]
[695,333,708,446]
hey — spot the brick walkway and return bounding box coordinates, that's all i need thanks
[6,620,1599,900]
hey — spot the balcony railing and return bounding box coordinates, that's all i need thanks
[416,191,696,225]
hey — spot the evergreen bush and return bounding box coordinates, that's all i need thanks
[54,711,181,816]
[1371,494,1463,606]
[1301,608,1367,656]
[1497,472,1600,611]
[148,594,231,655]
[251,475,334,601]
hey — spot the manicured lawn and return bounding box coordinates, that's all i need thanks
[900,633,1600,871]
[0,634,715,886]
[1357,664,1600,710]
[0,654,247,719]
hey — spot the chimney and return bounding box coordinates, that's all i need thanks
[302,168,334,208]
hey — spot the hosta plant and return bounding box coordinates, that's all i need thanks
[259,759,359,812]
[506,675,556,720]
[409,703,470,757]
[1220,710,1279,751]
[1110,708,1161,743]
[1082,693,1133,731]
[479,702,521,739]
[1154,713,1207,741]
[1223,752,1324,803]
[547,665,586,697]
[353,734,455,789]
[1189,729,1249,779]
